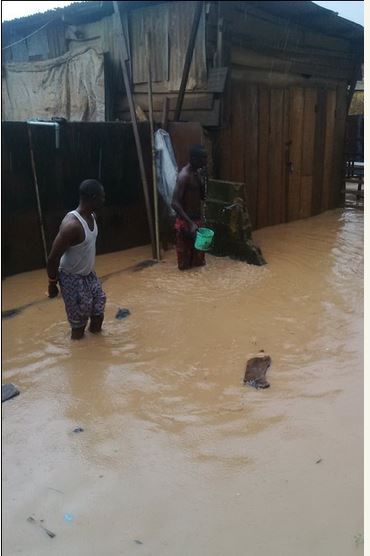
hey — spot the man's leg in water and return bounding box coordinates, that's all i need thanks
[89,273,106,333]
[191,246,206,268]
[59,272,90,340]
[176,231,192,270]
[89,315,104,333]
[71,326,86,340]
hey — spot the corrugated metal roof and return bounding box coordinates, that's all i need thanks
[2,0,363,44]
[247,1,363,42]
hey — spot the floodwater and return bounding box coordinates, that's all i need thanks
[2,208,363,556]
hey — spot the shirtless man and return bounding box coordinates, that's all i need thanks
[47,179,106,340]
[171,145,207,270]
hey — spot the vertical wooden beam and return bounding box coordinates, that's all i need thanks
[268,88,284,225]
[113,0,156,258]
[161,96,170,130]
[27,126,48,267]
[312,88,326,215]
[257,86,269,229]
[299,88,317,218]
[331,84,347,208]
[321,89,336,212]
[287,87,304,222]
[216,1,223,67]
[174,1,204,122]
[244,84,259,229]
[147,36,161,261]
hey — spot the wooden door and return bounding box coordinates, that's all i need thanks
[218,81,345,229]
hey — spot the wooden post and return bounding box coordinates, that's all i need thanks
[27,125,48,267]
[216,1,223,67]
[347,62,362,113]
[147,36,161,261]
[113,0,156,259]
[174,1,204,122]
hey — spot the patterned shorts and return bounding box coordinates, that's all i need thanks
[59,271,106,329]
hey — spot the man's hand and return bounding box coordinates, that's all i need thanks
[48,282,59,298]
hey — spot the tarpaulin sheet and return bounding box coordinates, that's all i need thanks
[154,129,178,215]
[2,47,105,122]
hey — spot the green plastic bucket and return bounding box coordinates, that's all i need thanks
[194,227,214,251]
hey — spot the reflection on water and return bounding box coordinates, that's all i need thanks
[2,208,363,556]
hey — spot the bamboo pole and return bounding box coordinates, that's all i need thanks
[174,1,204,122]
[27,125,48,267]
[147,39,161,261]
[113,0,156,259]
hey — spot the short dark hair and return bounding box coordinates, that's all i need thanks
[79,179,103,200]
[189,144,206,160]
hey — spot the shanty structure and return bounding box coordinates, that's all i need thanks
[2,1,363,273]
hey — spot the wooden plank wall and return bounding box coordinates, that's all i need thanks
[217,79,347,230]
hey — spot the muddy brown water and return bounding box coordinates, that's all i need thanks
[2,208,363,556]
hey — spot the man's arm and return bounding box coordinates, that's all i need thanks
[46,222,79,298]
[171,174,198,235]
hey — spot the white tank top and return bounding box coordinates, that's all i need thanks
[59,210,98,275]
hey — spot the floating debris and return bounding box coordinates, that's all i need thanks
[243,352,271,389]
[134,540,143,545]
[2,383,20,403]
[316,458,323,464]
[1,308,21,319]
[64,513,74,522]
[73,427,84,433]
[115,308,131,320]
[27,516,55,538]
[132,260,157,272]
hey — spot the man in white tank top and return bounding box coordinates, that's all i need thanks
[47,180,106,340]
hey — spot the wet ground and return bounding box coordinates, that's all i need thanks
[2,208,363,555]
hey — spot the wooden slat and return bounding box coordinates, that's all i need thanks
[282,88,290,223]
[311,88,326,215]
[231,47,353,81]
[330,84,347,208]
[321,89,336,211]
[268,88,285,225]
[117,93,214,112]
[300,88,317,218]
[230,81,245,183]
[244,84,259,228]
[287,88,304,221]
[231,66,343,90]
[130,4,169,83]
[117,100,221,127]
[218,126,232,180]
[206,67,228,92]
[257,86,269,228]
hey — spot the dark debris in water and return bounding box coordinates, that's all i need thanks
[73,427,84,433]
[27,516,56,538]
[115,308,131,320]
[134,540,143,545]
[2,308,21,319]
[2,383,20,402]
[132,260,158,272]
